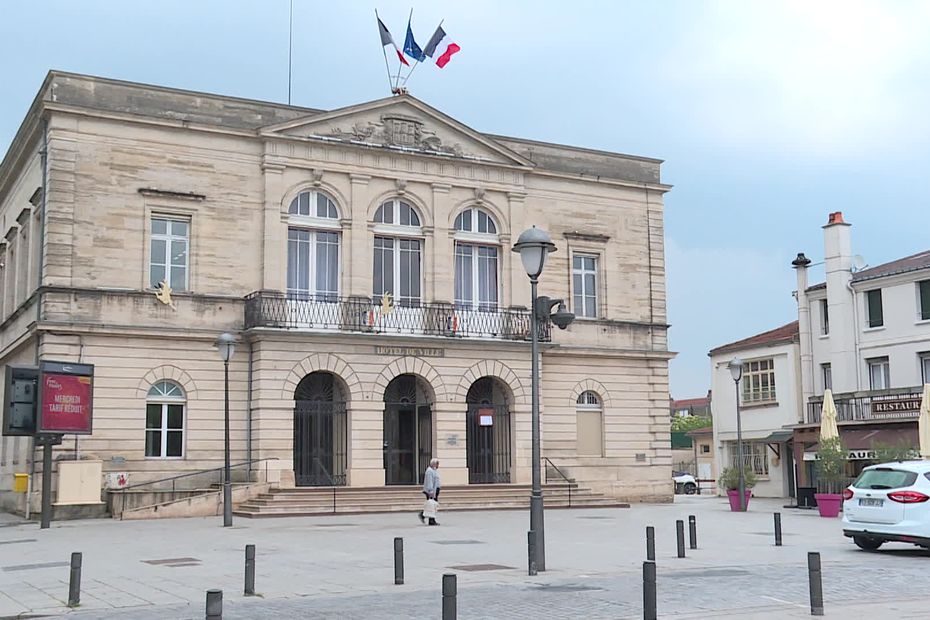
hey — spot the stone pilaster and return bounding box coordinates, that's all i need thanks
[346,400,385,486]
[260,155,287,291]
[348,174,372,298]
[431,183,453,303]
[432,400,468,485]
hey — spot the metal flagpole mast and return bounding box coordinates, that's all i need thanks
[394,8,414,91]
[287,0,293,104]
[376,10,395,93]
[401,18,439,89]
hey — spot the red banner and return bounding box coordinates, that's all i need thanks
[40,373,93,433]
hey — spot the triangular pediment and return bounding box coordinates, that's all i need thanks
[260,96,534,168]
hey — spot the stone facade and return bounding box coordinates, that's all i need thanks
[0,71,673,512]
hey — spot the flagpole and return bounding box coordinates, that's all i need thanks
[395,7,414,91]
[287,0,294,104]
[375,10,395,94]
[402,18,442,88]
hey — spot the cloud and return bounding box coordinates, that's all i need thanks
[666,236,798,397]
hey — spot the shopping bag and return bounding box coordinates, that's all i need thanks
[422,498,439,519]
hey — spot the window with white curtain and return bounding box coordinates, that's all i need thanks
[286,190,341,300]
[372,199,423,306]
[453,207,499,310]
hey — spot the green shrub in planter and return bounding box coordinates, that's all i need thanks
[718,466,757,491]
[815,437,847,495]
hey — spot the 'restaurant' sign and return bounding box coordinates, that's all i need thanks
[871,398,922,417]
[37,361,94,434]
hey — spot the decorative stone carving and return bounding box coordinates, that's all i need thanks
[310,169,324,186]
[394,179,407,194]
[327,114,466,157]
[473,187,486,203]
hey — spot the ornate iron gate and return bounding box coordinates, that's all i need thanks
[383,375,433,485]
[293,372,347,486]
[466,377,512,483]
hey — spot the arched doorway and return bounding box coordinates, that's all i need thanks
[383,374,434,485]
[293,372,347,486]
[466,377,512,483]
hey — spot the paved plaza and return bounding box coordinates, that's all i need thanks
[1,496,928,619]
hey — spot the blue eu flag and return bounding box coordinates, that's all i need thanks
[404,20,426,62]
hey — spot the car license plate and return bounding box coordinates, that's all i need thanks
[860,498,883,507]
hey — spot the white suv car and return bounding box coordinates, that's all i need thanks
[842,460,930,551]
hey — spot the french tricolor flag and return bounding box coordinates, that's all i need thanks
[423,25,460,68]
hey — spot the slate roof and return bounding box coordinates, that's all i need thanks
[709,321,799,356]
[806,249,930,292]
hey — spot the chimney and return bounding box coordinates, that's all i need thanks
[823,211,852,274]
[792,252,814,403]
[823,211,857,393]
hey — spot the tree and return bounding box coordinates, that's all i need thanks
[871,441,917,464]
[815,437,847,495]
[671,416,712,433]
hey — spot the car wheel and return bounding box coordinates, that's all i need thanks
[684,482,697,495]
[853,537,883,551]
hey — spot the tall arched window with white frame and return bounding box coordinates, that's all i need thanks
[372,198,423,306]
[146,380,186,459]
[453,207,499,311]
[286,190,341,301]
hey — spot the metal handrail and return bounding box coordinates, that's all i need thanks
[543,457,573,508]
[311,457,338,514]
[115,458,279,493]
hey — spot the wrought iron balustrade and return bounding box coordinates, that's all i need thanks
[805,388,924,424]
[244,292,550,342]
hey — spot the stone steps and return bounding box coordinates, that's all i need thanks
[234,483,629,518]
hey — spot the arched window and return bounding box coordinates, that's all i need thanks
[453,207,499,310]
[146,380,185,458]
[576,390,601,408]
[287,190,341,300]
[576,390,603,456]
[373,199,423,306]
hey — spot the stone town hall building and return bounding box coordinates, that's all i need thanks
[0,72,672,512]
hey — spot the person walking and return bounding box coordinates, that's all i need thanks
[419,458,441,526]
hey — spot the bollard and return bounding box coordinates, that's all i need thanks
[527,530,538,576]
[774,513,783,547]
[676,520,686,558]
[205,589,223,620]
[244,544,255,596]
[646,526,655,562]
[688,515,697,550]
[442,573,457,620]
[808,552,823,616]
[68,552,82,607]
[642,560,657,620]
[394,537,404,585]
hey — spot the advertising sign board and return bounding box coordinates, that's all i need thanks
[37,361,94,434]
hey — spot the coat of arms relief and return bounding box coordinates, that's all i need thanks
[327,114,466,157]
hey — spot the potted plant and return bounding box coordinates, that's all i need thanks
[718,466,756,511]
[814,437,847,518]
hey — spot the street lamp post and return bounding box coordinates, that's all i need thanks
[215,332,237,527]
[513,226,575,572]
[728,358,746,512]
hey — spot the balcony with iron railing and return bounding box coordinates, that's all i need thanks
[244,291,551,342]
[805,387,924,424]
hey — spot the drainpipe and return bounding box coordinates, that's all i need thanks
[846,279,862,392]
[26,120,49,519]
[246,338,254,478]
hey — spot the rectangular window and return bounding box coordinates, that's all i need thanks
[919,280,930,321]
[727,442,769,476]
[398,238,422,305]
[866,289,883,328]
[572,254,598,318]
[373,237,395,299]
[867,357,890,390]
[920,353,930,385]
[145,403,184,458]
[741,359,776,404]
[455,243,498,310]
[150,217,189,291]
[454,243,473,306]
[288,229,340,300]
[821,363,832,392]
[477,246,498,310]
[820,299,829,335]
[701,444,710,454]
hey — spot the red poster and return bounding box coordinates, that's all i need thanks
[40,373,93,433]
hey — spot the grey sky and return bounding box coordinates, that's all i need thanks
[2,1,928,398]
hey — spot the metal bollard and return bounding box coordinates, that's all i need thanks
[527,530,538,576]
[774,513,783,546]
[68,552,82,607]
[646,526,655,562]
[244,544,255,596]
[205,589,223,620]
[808,552,823,616]
[643,560,657,620]
[688,515,697,550]
[394,537,404,585]
[676,520,686,558]
[442,573,457,620]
